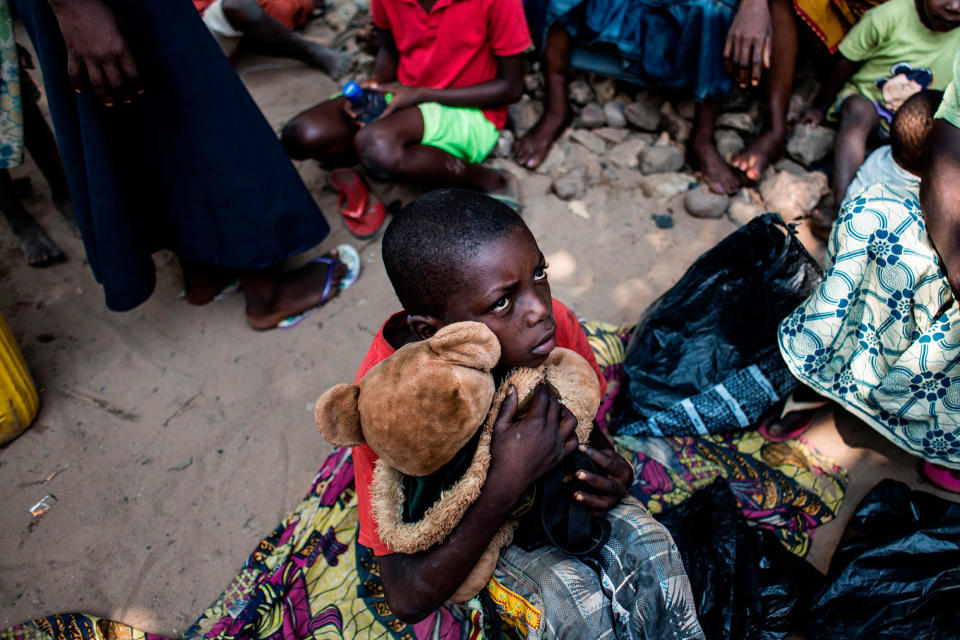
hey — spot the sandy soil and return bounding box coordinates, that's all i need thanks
[1,41,957,638]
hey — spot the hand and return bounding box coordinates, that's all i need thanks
[487,384,579,499]
[573,443,633,516]
[49,0,142,106]
[723,1,772,88]
[799,106,826,125]
[374,82,423,119]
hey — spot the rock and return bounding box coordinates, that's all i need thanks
[523,73,543,95]
[492,129,515,158]
[774,158,807,176]
[577,102,606,129]
[569,80,594,107]
[624,101,661,132]
[594,127,630,144]
[507,100,542,139]
[570,129,607,155]
[714,129,745,163]
[354,53,375,77]
[660,103,693,144]
[552,165,587,200]
[677,99,696,120]
[716,112,756,134]
[607,137,646,169]
[592,78,617,104]
[534,143,568,175]
[684,185,730,218]
[639,144,684,175]
[787,77,822,122]
[787,124,836,167]
[634,89,663,109]
[640,172,696,199]
[727,199,766,226]
[325,1,359,30]
[652,213,675,229]
[603,101,627,128]
[759,169,829,219]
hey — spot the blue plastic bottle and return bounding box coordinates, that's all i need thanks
[343,81,387,124]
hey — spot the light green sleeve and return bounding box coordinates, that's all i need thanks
[837,4,886,62]
[935,45,960,128]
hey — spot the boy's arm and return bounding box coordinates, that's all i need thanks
[921,119,960,300]
[723,0,772,89]
[379,384,580,623]
[799,54,862,124]
[371,26,399,85]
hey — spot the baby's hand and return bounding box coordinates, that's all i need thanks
[573,442,634,516]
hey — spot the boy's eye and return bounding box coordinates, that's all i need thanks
[492,297,510,312]
[534,264,548,281]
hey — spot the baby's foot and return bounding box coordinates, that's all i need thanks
[302,37,352,79]
[14,220,64,266]
[690,134,740,195]
[731,129,785,181]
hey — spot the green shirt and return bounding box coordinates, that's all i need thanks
[837,0,960,123]
[935,45,960,127]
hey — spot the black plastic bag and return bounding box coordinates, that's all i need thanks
[658,479,822,640]
[807,480,960,640]
[612,214,822,437]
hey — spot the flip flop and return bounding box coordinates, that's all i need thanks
[329,169,386,239]
[922,461,960,493]
[758,391,829,441]
[212,279,241,301]
[276,244,361,329]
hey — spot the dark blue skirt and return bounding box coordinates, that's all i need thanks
[14,0,329,311]
[527,0,738,102]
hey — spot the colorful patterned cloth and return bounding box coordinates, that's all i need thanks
[779,184,960,469]
[2,322,849,640]
[0,0,24,170]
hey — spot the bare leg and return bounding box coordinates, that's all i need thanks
[181,260,241,305]
[221,0,351,77]
[731,0,796,181]
[762,385,826,437]
[513,25,572,170]
[281,96,360,166]
[689,100,741,195]
[0,169,64,266]
[22,101,76,229]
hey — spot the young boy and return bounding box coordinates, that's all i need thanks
[841,89,942,206]
[281,0,528,205]
[800,0,960,237]
[352,189,705,638]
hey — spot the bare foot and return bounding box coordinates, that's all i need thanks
[689,133,740,195]
[182,261,241,305]
[14,220,64,267]
[302,37,352,78]
[243,250,348,330]
[731,128,785,182]
[513,110,571,170]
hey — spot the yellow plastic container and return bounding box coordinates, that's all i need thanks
[0,311,38,444]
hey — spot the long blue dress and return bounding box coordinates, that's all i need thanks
[13,0,329,311]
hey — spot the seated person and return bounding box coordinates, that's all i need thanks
[193,0,349,76]
[800,0,960,238]
[353,189,705,637]
[774,48,960,493]
[841,89,942,207]
[281,0,527,207]
[514,0,780,195]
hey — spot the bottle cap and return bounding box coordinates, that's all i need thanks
[343,82,362,100]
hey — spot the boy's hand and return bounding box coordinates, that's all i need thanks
[723,0,772,88]
[487,384,579,499]
[799,106,826,125]
[375,83,424,119]
[573,443,633,516]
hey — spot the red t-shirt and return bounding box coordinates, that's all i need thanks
[370,0,531,129]
[352,300,607,555]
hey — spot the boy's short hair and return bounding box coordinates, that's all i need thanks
[382,189,525,318]
[891,89,944,174]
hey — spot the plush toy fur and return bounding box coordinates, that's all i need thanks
[315,321,602,602]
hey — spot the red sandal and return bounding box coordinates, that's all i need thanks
[329,168,386,239]
[922,461,960,493]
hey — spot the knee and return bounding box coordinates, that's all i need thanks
[840,95,878,130]
[220,0,262,30]
[354,126,403,180]
[281,116,329,159]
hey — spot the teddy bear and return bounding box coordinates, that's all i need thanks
[314,321,602,602]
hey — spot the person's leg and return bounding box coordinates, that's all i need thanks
[514,24,572,170]
[731,0,796,181]
[760,384,828,438]
[220,0,350,76]
[690,99,741,194]
[22,101,75,228]
[281,96,360,166]
[0,168,63,265]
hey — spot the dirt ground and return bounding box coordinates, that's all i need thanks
[1,41,957,638]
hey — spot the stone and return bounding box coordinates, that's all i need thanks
[594,127,630,144]
[639,144,684,175]
[492,129,515,158]
[652,213,675,229]
[592,78,617,104]
[607,137,646,169]
[787,77,822,122]
[684,185,730,219]
[787,124,836,167]
[716,112,756,134]
[570,129,607,155]
[660,103,693,144]
[624,101,661,132]
[640,172,696,199]
[523,73,543,95]
[325,1,360,31]
[534,143,569,175]
[577,102,606,129]
[774,158,807,176]
[552,165,587,200]
[714,129,745,163]
[508,99,542,138]
[759,169,829,219]
[603,101,627,128]
[677,99,696,120]
[569,80,594,107]
[727,199,766,226]
[634,89,663,109]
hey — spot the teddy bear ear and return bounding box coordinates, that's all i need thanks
[314,383,364,446]
[429,321,501,371]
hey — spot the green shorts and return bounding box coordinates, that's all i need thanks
[417,102,500,164]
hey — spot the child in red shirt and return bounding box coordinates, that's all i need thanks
[281,0,529,206]
[351,189,704,638]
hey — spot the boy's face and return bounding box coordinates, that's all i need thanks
[922,0,960,31]
[442,226,556,371]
